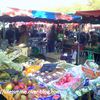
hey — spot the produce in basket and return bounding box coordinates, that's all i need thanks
[1,78,58,100]
[54,73,81,90]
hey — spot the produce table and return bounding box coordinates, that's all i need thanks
[0,48,99,100]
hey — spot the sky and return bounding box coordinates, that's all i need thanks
[0,0,90,12]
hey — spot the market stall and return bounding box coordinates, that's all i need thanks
[0,48,99,100]
[0,7,99,100]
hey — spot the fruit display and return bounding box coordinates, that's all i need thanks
[34,67,66,83]
[1,78,60,100]
[0,47,100,100]
[23,65,42,76]
[0,51,23,72]
[0,71,10,82]
[54,73,81,90]
[0,70,23,83]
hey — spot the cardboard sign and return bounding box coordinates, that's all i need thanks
[96,71,100,76]
[82,67,96,78]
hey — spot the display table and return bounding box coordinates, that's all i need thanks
[0,49,99,100]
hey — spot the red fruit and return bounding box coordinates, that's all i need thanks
[19,82,25,89]
[67,77,74,82]
[14,85,20,90]
[61,77,66,83]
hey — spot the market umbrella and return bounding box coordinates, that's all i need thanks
[0,15,13,22]
[0,15,34,22]
[12,16,34,22]
[75,10,100,23]
[75,10,100,19]
[34,18,57,23]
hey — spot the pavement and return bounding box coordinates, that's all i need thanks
[46,52,60,62]
[46,52,86,65]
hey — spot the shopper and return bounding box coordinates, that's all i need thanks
[90,31,98,46]
[13,24,20,44]
[19,25,29,44]
[0,28,4,39]
[5,24,15,46]
[30,26,38,37]
[47,25,57,52]
[77,32,87,51]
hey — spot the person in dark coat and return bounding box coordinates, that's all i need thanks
[0,28,4,39]
[5,24,15,45]
[30,27,38,37]
[47,25,57,52]
[90,31,98,46]
[13,24,20,44]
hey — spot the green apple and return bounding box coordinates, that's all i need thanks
[5,83,13,91]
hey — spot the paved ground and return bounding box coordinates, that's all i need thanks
[46,52,86,65]
[46,53,60,62]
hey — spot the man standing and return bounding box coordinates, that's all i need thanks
[5,24,15,46]
[13,24,20,44]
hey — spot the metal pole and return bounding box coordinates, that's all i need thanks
[77,24,83,65]
[2,21,5,39]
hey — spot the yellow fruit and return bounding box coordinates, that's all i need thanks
[5,83,13,91]
[24,65,41,75]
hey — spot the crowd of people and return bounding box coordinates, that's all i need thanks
[0,22,100,64]
[0,23,100,54]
